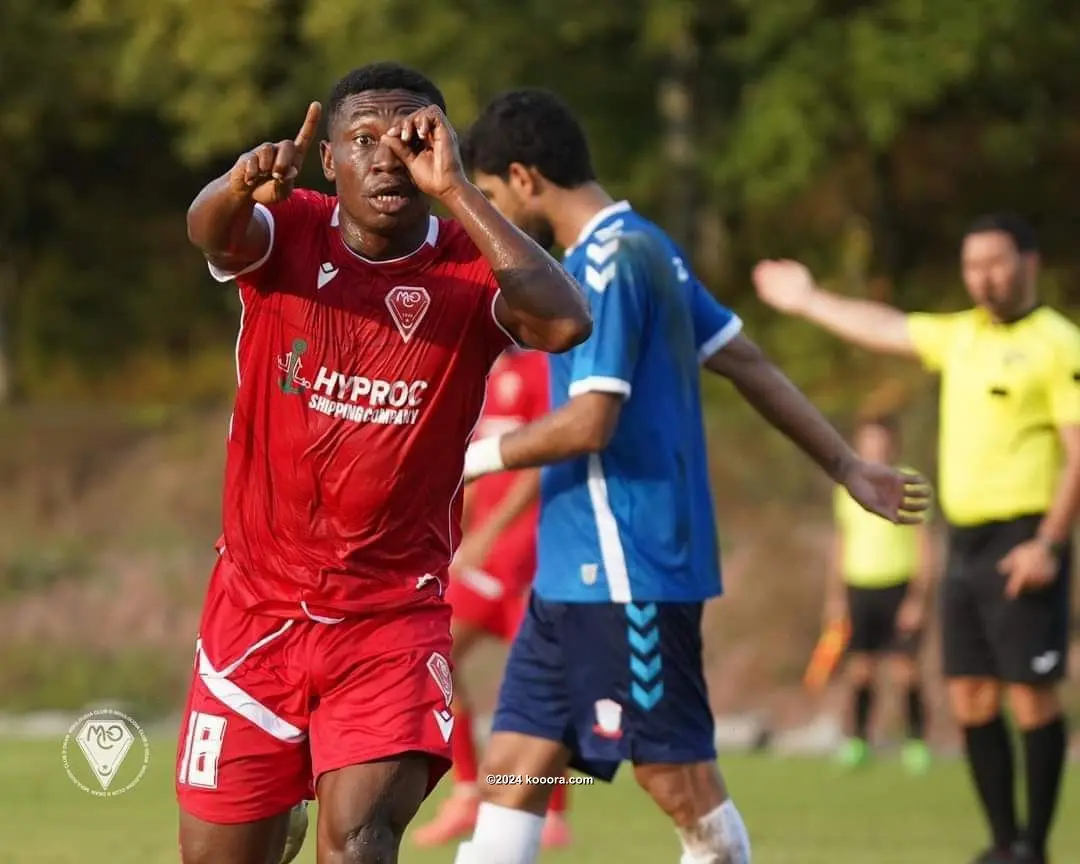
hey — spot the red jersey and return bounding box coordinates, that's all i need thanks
[211,190,513,618]
[467,349,549,591]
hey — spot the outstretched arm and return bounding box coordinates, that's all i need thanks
[704,333,930,523]
[753,260,916,358]
[705,333,858,481]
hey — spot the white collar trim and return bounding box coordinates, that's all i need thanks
[331,206,439,264]
[566,200,631,255]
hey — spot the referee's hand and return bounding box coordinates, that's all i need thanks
[841,460,932,524]
[998,540,1057,598]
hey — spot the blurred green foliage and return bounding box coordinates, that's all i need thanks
[2,0,1080,406]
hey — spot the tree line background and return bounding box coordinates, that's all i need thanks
[5,0,1080,407]
[2,0,1080,720]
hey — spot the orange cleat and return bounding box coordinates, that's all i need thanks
[541,811,573,848]
[412,791,480,847]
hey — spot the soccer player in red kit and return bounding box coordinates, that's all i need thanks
[414,347,572,849]
[175,62,591,864]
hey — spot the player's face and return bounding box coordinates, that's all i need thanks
[473,171,555,250]
[960,230,1037,320]
[854,424,894,463]
[321,90,431,236]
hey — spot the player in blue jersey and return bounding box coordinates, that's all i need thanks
[452,89,930,864]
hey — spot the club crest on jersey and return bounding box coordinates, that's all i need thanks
[426,652,453,705]
[385,286,431,343]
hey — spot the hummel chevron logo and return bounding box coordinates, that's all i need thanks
[585,264,616,293]
[586,240,619,266]
[594,220,624,243]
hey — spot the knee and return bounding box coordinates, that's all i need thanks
[846,655,875,687]
[948,677,1001,726]
[890,656,918,688]
[340,821,399,864]
[634,762,726,827]
[1008,683,1061,730]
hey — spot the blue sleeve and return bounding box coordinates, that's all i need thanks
[568,239,650,399]
[690,278,742,362]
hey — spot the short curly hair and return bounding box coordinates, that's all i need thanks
[461,88,596,189]
[327,62,446,130]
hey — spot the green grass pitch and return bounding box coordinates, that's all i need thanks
[2,737,1076,862]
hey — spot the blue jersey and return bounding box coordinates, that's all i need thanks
[533,201,742,604]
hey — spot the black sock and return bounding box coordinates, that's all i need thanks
[963,716,1018,850]
[853,685,873,740]
[1023,716,1067,859]
[906,686,926,740]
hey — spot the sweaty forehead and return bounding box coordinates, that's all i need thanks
[334,90,432,128]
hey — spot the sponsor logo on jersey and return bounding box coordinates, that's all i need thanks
[276,338,428,426]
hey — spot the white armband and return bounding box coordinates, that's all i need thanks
[463,436,506,481]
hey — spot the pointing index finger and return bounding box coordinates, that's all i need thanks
[294,101,322,159]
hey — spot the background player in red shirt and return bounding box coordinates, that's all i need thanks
[414,347,572,849]
[177,63,590,864]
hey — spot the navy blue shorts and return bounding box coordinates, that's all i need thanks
[491,593,716,781]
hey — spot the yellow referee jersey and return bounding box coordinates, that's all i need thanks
[907,306,1080,526]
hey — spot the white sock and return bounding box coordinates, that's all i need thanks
[454,802,544,864]
[677,800,751,864]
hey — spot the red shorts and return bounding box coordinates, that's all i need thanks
[446,566,527,641]
[175,558,454,824]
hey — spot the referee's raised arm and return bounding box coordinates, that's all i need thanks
[753,259,918,358]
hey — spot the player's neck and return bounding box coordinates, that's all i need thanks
[336,208,433,262]
[549,183,617,251]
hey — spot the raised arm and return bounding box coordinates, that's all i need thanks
[187,102,322,274]
[382,107,592,353]
[753,259,917,358]
[704,333,930,524]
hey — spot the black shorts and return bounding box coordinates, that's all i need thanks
[942,514,1072,684]
[846,583,919,656]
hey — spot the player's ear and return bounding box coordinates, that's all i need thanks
[507,162,539,199]
[320,140,335,182]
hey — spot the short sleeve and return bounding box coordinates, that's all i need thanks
[906,312,961,371]
[567,237,650,399]
[691,279,743,363]
[1048,329,1080,426]
[481,274,518,362]
[206,190,324,290]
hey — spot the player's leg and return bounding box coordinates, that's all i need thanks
[838,586,879,768]
[993,546,1071,864]
[412,601,490,846]
[310,600,459,863]
[455,595,578,864]
[884,585,930,775]
[624,602,750,864]
[498,591,574,847]
[941,546,1018,862]
[176,568,312,864]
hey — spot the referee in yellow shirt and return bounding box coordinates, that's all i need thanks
[754,213,1078,864]
[829,413,934,774]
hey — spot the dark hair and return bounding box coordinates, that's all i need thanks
[964,212,1038,253]
[327,62,446,129]
[461,88,596,189]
